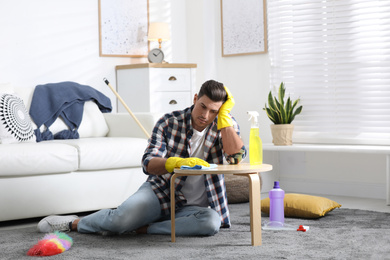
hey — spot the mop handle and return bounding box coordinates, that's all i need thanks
[103,78,151,139]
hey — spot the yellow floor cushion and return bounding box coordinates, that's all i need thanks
[261,193,342,219]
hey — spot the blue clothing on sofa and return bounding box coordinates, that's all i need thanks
[29,81,112,142]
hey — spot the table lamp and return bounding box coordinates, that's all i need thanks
[148,22,170,49]
[147,22,170,63]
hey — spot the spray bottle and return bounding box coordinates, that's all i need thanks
[269,181,285,227]
[247,111,263,165]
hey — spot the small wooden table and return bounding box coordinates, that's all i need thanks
[170,163,273,246]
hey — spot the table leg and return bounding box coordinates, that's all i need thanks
[246,173,262,246]
[170,173,178,242]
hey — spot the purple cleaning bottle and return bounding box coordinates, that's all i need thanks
[269,181,285,226]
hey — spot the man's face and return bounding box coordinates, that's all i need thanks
[191,94,223,132]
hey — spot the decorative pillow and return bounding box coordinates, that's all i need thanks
[261,193,341,219]
[0,93,36,144]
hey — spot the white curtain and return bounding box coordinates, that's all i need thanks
[267,0,390,145]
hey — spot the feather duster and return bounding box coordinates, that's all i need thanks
[27,231,73,256]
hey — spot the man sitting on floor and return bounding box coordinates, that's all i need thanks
[37,79,246,236]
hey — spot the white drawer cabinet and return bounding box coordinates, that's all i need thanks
[115,63,197,113]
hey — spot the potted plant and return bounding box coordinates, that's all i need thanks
[263,82,303,145]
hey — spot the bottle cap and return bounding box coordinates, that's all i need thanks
[273,181,280,189]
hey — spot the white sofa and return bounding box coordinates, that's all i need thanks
[0,84,162,222]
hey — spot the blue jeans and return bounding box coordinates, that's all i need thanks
[77,182,221,236]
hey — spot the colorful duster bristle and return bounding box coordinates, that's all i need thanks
[27,231,73,256]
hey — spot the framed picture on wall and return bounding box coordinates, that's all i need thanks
[98,0,149,57]
[221,0,267,56]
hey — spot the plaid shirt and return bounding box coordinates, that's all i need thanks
[142,105,246,228]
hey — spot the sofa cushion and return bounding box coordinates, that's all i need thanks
[0,142,78,176]
[53,137,148,170]
[78,101,109,138]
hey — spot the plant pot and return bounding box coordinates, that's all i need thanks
[270,124,294,146]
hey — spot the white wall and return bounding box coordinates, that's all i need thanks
[0,0,386,199]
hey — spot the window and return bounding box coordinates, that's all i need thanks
[267,0,390,145]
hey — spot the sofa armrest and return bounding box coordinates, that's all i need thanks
[103,112,163,139]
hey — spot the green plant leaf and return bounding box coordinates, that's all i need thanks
[291,98,300,111]
[263,102,278,124]
[274,97,281,111]
[289,105,303,123]
[268,91,277,112]
[280,100,287,124]
[263,107,277,124]
[286,97,292,123]
[278,82,286,107]
[267,92,281,124]
[273,97,282,123]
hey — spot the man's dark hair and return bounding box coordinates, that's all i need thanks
[198,80,227,102]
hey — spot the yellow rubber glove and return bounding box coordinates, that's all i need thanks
[217,86,235,130]
[165,157,210,173]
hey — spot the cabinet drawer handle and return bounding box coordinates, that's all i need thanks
[168,76,177,81]
[169,100,177,105]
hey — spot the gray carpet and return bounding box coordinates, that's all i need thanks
[1,203,390,260]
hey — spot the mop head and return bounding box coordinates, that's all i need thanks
[27,231,73,256]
